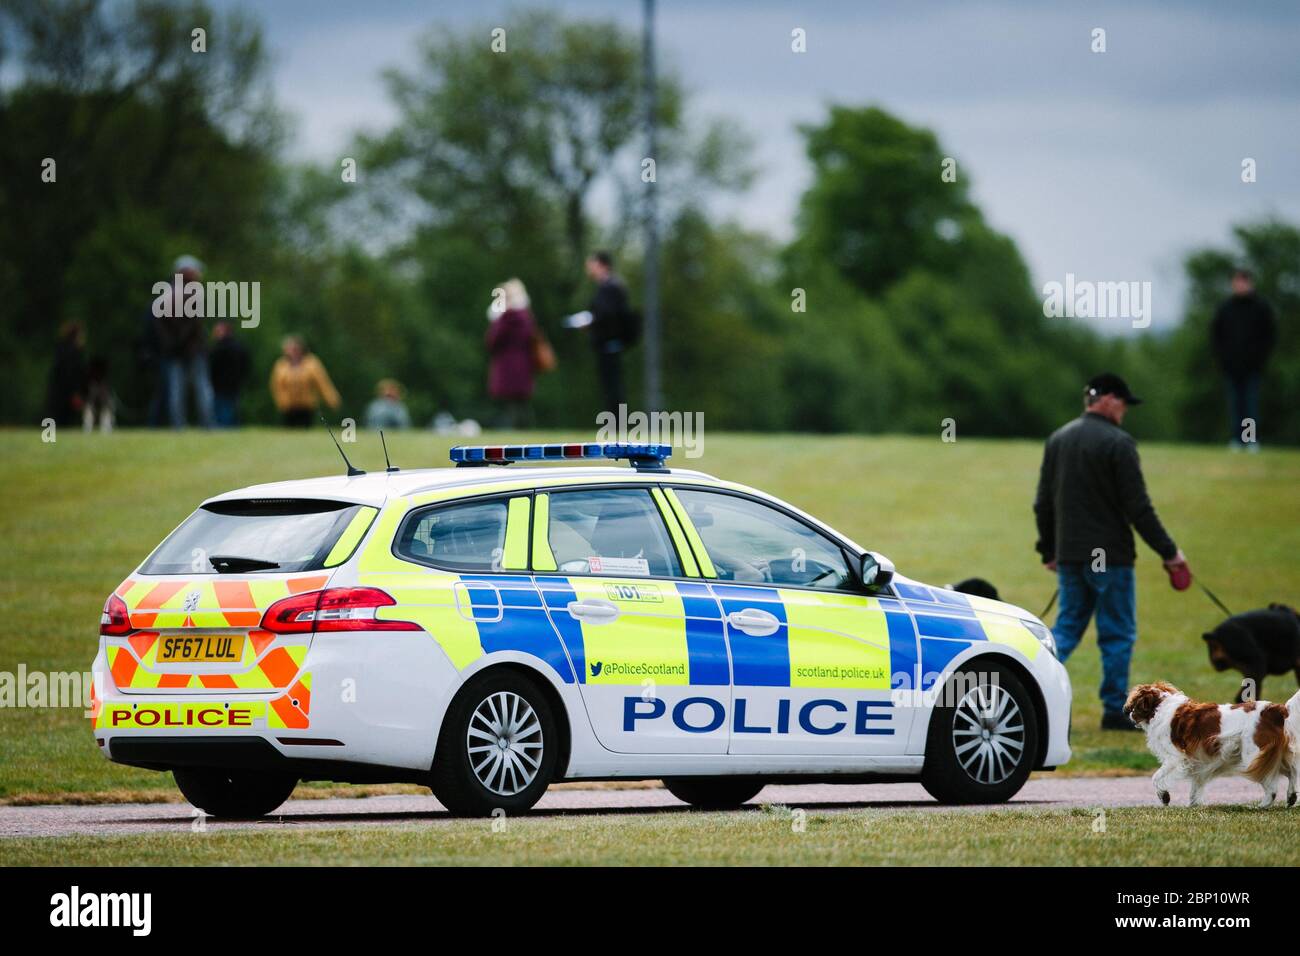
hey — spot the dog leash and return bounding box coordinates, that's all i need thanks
[1197,581,1234,618]
[1038,588,1058,621]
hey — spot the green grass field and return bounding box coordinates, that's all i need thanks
[2,428,1298,804]
[4,806,1298,866]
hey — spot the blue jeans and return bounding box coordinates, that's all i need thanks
[1052,564,1137,716]
[212,392,240,428]
[162,355,215,428]
[1225,372,1261,444]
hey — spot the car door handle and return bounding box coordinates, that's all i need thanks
[567,599,620,623]
[727,608,781,637]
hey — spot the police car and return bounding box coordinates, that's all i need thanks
[91,443,1071,817]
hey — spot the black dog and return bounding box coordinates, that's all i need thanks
[1202,603,1300,702]
[948,577,1000,601]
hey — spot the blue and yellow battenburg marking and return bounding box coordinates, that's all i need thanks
[893,581,1040,688]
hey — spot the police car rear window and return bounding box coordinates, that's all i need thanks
[140,500,366,575]
[394,499,508,572]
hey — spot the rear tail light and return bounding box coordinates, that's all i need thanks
[100,593,132,636]
[260,587,419,634]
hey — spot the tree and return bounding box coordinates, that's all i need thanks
[0,0,282,422]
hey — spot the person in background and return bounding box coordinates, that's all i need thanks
[44,320,87,427]
[1210,267,1277,452]
[365,378,412,430]
[583,251,630,414]
[485,278,538,429]
[269,335,341,428]
[155,254,215,428]
[82,355,115,433]
[208,321,251,428]
[1034,373,1190,731]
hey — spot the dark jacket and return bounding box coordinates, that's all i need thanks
[1211,292,1277,378]
[1034,412,1177,566]
[587,275,630,350]
[209,334,251,396]
[485,308,537,401]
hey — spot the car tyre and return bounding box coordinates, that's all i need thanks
[921,660,1038,804]
[431,670,558,817]
[662,777,765,810]
[172,767,298,818]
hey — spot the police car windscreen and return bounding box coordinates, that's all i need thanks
[140,499,364,574]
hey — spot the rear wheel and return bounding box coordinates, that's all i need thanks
[663,777,765,810]
[920,660,1038,805]
[431,671,558,817]
[172,767,298,818]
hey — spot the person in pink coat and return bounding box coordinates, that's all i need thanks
[485,278,538,429]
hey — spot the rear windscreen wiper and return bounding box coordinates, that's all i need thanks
[208,555,281,573]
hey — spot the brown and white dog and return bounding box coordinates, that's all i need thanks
[1123,682,1299,807]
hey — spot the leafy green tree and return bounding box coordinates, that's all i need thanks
[0,0,282,422]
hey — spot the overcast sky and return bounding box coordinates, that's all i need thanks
[213,0,1300,333]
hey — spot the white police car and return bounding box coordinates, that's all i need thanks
[91,443,1070,817]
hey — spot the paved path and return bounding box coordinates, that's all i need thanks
[0,775,1272,840]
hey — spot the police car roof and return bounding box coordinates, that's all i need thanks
[203,465,721,509]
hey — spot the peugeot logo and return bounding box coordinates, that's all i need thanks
[182,590,201,612]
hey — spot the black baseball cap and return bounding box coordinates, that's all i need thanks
[1085,372,1142,406]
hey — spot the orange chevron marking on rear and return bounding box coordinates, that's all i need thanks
[158,673,191,688]
[271,695,309,729]
[287,575,328,594]
[248,629,276,656]
[258,647,299,688]
[214,580,260,626]
[128,631,158,659]
[115,580,137,598]
[131,612,158,628]
[289,678,311,715]
[199,674,238,689]
[137,580,188,610]
[110,650,138,689]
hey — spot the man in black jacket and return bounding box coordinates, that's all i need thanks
[1211,268,1277,451]
[584,251,630,414]
[1034,373,1190,730]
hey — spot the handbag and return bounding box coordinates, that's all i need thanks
[531,330,558,373]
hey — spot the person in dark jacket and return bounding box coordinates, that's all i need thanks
[153,255,215,428]
[1211,268,1277,451]
[584,251,630,414]
[485,278,538,429]
[208,321,251,428]
[44,320,88,427]
[1034,373,1190,730]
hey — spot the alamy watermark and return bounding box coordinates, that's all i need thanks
[1042,273,1151,329]
[152,273,260,328]
[595,404,704,459]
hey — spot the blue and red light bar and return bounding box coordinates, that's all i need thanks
[450,442,672,469]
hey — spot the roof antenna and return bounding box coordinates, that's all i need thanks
[320,415,365,477]
[377,431,395,473]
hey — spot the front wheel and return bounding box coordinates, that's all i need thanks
[663,777,765,810]
[430,671,558,817]
[172,767,298,818]
[920,661,1039,805]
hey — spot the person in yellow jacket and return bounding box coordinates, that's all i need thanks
[269,335,341,427]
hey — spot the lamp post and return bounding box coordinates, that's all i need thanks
[642,0,662,413]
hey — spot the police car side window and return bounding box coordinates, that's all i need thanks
[395,499,508,572]
[674,489,852,590]
[546,488,682,577]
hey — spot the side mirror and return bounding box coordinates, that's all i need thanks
[859,551,894,588]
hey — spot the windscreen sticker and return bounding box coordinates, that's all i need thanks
[588,556,650,576]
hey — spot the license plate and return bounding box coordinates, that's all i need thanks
[157,634,244,663]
